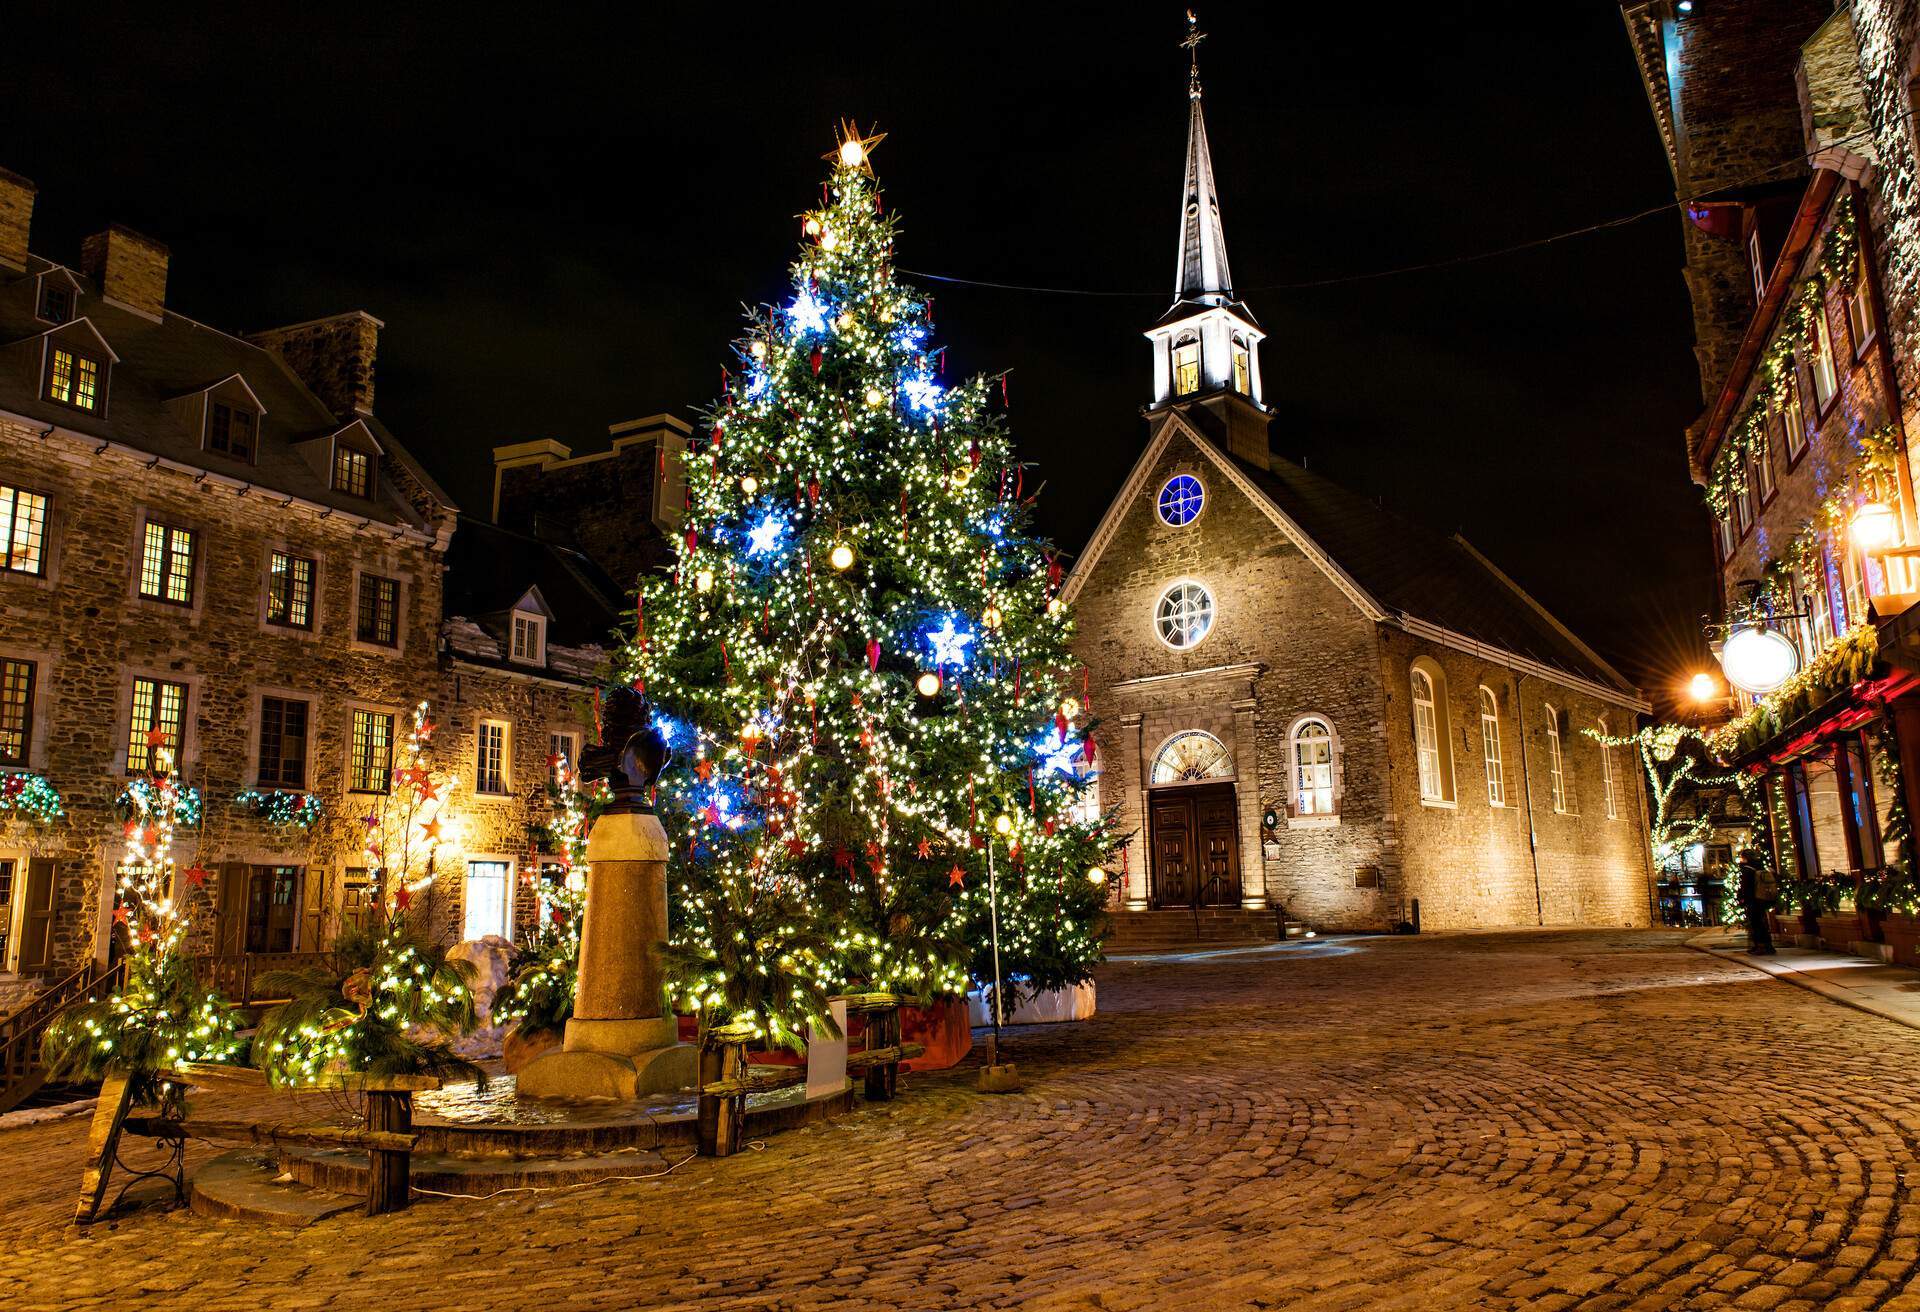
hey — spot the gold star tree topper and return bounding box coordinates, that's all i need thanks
[826,119,887,174]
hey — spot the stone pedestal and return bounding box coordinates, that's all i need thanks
[517,810,697,1101]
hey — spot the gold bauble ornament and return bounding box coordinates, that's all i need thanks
[993,813,1014,837]
[865,386,886,407]
[1060,697,1081,720]
[982,604,1004,631]
[1088,867,1107,886]
[829,542,855,571]
[915,671,942,698]
[694,569,714,593]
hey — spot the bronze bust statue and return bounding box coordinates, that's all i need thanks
[583,684,670,814]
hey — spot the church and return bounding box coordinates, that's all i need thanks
[1069,37,1655,935]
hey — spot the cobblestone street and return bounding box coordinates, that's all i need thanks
[9,929,1920,1310]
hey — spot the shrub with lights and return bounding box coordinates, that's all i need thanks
[623,127,1120,1047]
[254,703,481,1085]
[42,740,243,1102]
[492,751,605,1041]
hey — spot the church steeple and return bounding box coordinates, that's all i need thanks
[1175,14,1232,306]
[1146,10,1270,465]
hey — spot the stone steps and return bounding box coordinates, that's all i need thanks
[283,1145,676,1197]
[1106,909,1292,952]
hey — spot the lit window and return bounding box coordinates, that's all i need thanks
[266,552,315,629]
[1231,339,1250,394]
[127,677,186,774]
[332,446,372,498]
[208,402,257,462]
[463,860,511,941]
[1480,686,1505,806]
[38,282,72,324]
[1848,247,1876,353]
[1600,723,1618,820]
[1172,338,1200,396]
[1809,303,1838,409]
[476,720,509,795]
[1752,426,1774,503]
[1291,718,1335,816]
[1782,370,1807,459]
[1154,580,1214,649]
[137,520,196,604]
[1156,475,1204,527]
[0,658,35,766]
[46,346,101,412]
[1715,513,1735,561]
[1412,668,1446,802]
[1735,479,1752,533]
[1546,705,1571,814]
[0,485,49,576]
[1749,229,1766,303]
[548,731,579,784]
[510,612,545,665]
[357,574,399,647]
[350,709,394,793]
[257,696,309,789]
[1150,730,1233,784]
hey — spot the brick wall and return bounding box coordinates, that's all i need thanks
[1850,2,1920,480]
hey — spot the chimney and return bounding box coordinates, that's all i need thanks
[249,311,384,416]
[80,225,169,318]
[0,166,36,272]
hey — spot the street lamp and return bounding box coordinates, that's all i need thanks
[1851,499,1898,551]
[1688,671,1720,703]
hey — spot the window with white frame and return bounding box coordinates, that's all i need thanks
[1480,686,1505,806]
[510,611,546,666]
[1172,336,1200,396]
[476,720,510,795]
[1410,662,1453,803]
[1546,705,1571,814]
[1600,722,1619,820]
[1782,369,1807,459]
[1231,336,1250,393]
[0,485,49,577]
[463,860,511,941]
[1849,246,1876,354]
[1154,580,1214,649]
[1291,718,1336,816]
[1809,303,1839,409]
[1752,426,1774,502]
[548,730,579,784]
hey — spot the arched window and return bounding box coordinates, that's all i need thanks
[1156,474,1205,527]
[1410,657,1455,803]
[1151,730,1233,785]
[1231,335,1250,394]
[1172,334,1200,396]
[1155,580,1214,650]
[1479,686,1505,806]
[1291,717,1336,816]
[1545,704,1571,814]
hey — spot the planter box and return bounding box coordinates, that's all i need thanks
[1818,913,1865,952]
[1882,913,1920,968]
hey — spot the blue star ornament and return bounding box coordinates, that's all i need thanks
[746,513,787,557]
[924,617,974,668]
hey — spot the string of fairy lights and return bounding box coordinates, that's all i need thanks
[622,128,1119,1041]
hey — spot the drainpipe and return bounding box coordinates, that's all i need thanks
[1512,671,1545,926]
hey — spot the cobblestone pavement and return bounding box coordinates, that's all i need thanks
[9,929,1920,1311]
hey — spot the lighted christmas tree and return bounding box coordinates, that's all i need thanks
[42,739,242,1101]
[623,127,1118,1045]
[255,703,480,1084]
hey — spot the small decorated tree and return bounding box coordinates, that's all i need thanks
[43,738,242,1102]
[255,704,480,1084]
[622,129,1120,1047]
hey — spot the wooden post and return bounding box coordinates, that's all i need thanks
[864,1004,898,1102]
[363,1089,413,1215]
[697,1038,745,1157]
[75,1072,135,1224]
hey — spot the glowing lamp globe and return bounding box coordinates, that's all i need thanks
[828,542,855,571]
[1852,500,1897,551]
[1088,866,1108,886]
[993,813,1014,836]
[915,671,942,698]
[865,386,886,408]
[1719,625,1799,695]
[839,137,866,167]
[1687,672,1719,703]
[740,475,759,496]
[802,215,822,237]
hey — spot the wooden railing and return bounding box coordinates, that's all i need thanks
[0,958,124,1116]
[190,951,341,1004]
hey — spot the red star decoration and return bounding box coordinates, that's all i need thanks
[864,840,882,860]
[144,725,170,748]
[363,810,381,828]
[421,818,442,841]
[696,758,714,782]
[394,888,413,910]
[112,904,129,925]
[833,846,855,872]
[703,802,723,827]
[948,865,966,889]
[915,838,933,860]
[418,781,441,802]
[184,864,210,888]
[785,837,808,858]
[546,751,562,771]
[123,818,139,838]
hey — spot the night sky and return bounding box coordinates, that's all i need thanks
[9,4,1710,701]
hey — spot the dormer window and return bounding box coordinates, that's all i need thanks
[208,401,257,462]
[1172,337,1200,396]
[38,282,72,325]
[332,445,371,498]
[46,345,101,412]
[510,610,546,666]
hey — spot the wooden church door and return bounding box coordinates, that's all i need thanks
[1149,783,1241,908]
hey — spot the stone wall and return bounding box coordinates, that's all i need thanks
[1850,2,1920,481]
[249,313,382,416]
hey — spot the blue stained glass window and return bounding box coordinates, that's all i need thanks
[1157,474,1204,526]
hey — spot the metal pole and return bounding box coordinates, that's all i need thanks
[987,841,1005,1038]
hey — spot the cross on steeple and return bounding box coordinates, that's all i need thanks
[1181,9,1207,100]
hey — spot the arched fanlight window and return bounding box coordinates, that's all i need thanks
[1155,580,1214,650]
[1479,686,1505,806]
[1151,730,1233,785]
[1546,704,1571,814]
[1172,333,1201,396]
[1410,658,1455,804]
[1291,717,1336,816]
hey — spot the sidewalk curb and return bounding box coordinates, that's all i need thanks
[1685,934,1920,1033]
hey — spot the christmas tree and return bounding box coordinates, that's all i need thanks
[42,740,242,1101]
[623,127,1118,1046]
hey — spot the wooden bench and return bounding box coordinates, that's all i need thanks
[76,1062,441,1224]
[838,992,926,1101]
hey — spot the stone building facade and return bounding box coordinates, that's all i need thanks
[0,169,612,1010]
[1072,46,1654,934]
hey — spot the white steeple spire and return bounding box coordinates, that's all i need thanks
[1175,10,1233,306]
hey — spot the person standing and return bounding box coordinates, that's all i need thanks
[1736,847,1777,955]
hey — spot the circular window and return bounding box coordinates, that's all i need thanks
[1155,580,1214,649]
[1156,474,1204,527]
